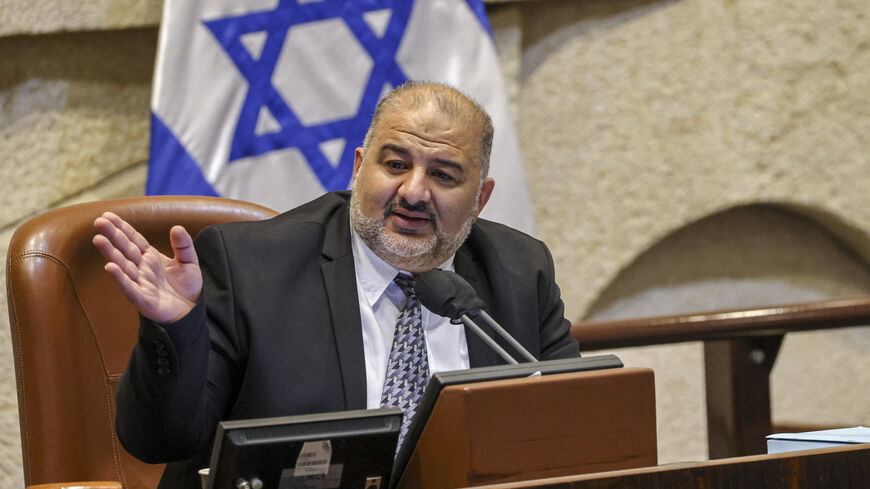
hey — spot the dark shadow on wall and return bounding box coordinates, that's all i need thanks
[0,28,157,116]
[585,203,870,321]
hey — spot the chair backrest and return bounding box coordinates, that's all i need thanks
[6,196,279,488]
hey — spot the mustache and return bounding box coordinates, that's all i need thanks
[385,198,437,223]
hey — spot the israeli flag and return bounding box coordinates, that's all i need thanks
[148,0,535,234]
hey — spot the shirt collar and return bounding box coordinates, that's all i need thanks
[351,226,455,307]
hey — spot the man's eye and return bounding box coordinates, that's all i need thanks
[432,171,456,182]
[386,161,406,170]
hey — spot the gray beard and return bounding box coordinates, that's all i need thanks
[349,190,478,271]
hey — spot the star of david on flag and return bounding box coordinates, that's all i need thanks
[147,0,535,234]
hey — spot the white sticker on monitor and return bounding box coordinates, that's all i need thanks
[279,463,343,489]
[294,440,332,476]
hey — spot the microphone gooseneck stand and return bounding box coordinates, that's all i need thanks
[414,268,538,365]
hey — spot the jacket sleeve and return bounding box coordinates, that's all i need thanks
[115,225,243,463]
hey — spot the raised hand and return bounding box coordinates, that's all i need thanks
[93,212,203,324]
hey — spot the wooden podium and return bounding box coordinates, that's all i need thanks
[395,367,657,489]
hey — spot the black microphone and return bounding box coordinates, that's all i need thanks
[414,269,538,364]
[414,267,484,320]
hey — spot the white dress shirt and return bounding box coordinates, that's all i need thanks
[351,228,470,409]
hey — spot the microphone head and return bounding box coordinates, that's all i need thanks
[414,269,485,320]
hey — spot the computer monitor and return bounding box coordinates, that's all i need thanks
[390,354,624,487]
[207,407,402,489]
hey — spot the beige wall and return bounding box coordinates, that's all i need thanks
[3,0,870,485]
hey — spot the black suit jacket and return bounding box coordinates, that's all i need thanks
[115,191,579,488]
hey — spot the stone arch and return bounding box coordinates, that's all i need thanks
[581,203,870,463]
[585,203,870,321]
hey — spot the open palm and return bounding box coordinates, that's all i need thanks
[93,212,202,323]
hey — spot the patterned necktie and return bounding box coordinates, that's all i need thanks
[380,273,430,450]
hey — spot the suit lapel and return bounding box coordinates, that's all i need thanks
[454,245,500,368]
[320,203,367,410]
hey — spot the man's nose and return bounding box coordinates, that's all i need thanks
[398,168,430,204]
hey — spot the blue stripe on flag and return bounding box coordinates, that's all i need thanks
[146,113,220,196]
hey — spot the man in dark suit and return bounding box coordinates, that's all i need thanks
[93,82,579,488]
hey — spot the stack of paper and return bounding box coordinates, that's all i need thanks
[767,426,870,454]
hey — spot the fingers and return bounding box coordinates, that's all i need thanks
[107,212,151,252]
[93,212,151,266]
[169,225,199,265]
[92,233,142,283]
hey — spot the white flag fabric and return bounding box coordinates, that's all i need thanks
[147,0,535,234]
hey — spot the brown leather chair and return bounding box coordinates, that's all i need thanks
[6,196,278,489]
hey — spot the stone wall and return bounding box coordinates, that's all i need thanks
[2,5,158,485]
[3,0,869,485]
[490,0,870,463]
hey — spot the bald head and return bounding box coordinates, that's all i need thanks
[362,82,494,180]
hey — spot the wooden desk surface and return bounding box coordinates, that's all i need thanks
[466,444,870,489]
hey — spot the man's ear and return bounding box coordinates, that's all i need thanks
[351,147,364,183]
[475,178,495,217]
